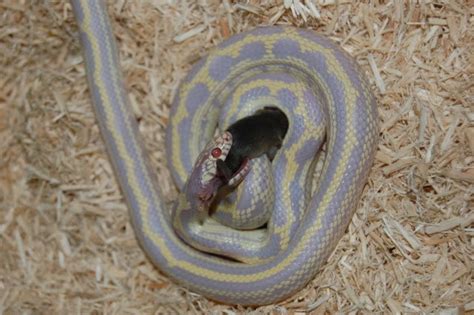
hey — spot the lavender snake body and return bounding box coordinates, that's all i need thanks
[72,0,378,305]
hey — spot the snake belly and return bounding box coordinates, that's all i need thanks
[72,0,379,306]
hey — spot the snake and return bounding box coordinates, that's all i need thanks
[71,0,379,305]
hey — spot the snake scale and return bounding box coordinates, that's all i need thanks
[72,0,378,305]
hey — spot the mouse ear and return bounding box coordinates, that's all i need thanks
[216,159,233,183]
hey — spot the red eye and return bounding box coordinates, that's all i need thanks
[211,147,222,158]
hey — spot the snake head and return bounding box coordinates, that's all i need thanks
[185,131,252,212]
[185,131,233,212]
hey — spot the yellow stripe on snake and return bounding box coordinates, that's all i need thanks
[72,0,378,305]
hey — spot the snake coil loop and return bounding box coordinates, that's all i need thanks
[72,0,378,305]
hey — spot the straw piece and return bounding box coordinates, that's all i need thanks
[173,25,207,43]
[382,157,417,176]
[441,168,474,184]
[465,127,474,154]
[367,54,386,94]
[424,215,474,235]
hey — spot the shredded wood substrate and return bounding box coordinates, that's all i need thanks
[1,1,473,314]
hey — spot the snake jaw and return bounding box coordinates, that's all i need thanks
[185,131,234,212]
[227,157,250,187]
[195,177,223,212]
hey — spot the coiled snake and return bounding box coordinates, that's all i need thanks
[72,0,378,305]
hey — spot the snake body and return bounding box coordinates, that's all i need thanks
[72,0,378,305]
